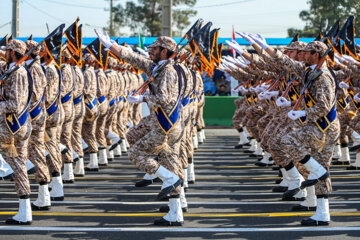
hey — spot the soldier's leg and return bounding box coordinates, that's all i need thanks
[72,111,85,177]
[82,112,99,171]
[61,113,75,183]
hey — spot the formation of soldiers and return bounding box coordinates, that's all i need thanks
[226,29,360,226]
[0,30,206,226]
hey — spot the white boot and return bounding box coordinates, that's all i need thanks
[339,146,350,163]
[188,161,195,183]
[279,168,290,187]
[106,131,121,150]
[332,144,341,161]
[239,131,250,145]
[125,139,130,149]
[135,173,159,187]
[248,138,257,152]
[351,131,360,147]
[283,165,307,200]
[0,154,14,178]
[81,138,89,152]
[98,148,108,166]
[160,198,184,225]
[243,127,250,137]
[7,198,32,224]
[303,157,328,181]
[183,168,188,189]
[86,153,99,170]
[32,184,51,210]
[154,166,182,200]
[192,136,199,149]
[302,197,330,225]
[49,175,64,200]
[350,152,360,167]
[256,152,273,166]
[254,143,264,157]
[120,139,127,153]
[106,146,114,162]
[59,143,68,154]
[62,163,75,183]
[74,157,85,176]
[201,129,206,140]
[300,186,317,208]
[180,187,188,211]
[197,131,203,144]
[114,144,122,157]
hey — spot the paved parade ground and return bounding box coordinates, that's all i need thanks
[1,129,360,239]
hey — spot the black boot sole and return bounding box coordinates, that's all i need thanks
[301,218,329,226]
[135,178,161,187]
[51,196,64,201]
[272,186,288,192]
[74,174,85,177]
[5,218,32,225]
[31,203,51,211]
[300,172,329,189]
[291,205,316,211]
[85,168,99,172]
[62,180,74,184]
[154,217,183,226]
[159,206,188,213]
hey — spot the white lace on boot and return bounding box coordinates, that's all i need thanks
[33,184,51,207]
[163,198,184,223]
[300,186,317,207]
[62,163,74,181]
[87,153,99,169]
[13,199,32,223]
[74,157,85,175]
[310,197,330,222]
[98,148,108,165]
[50,176,64,198]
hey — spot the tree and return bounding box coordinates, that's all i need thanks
[111,0,197,37]
[288,0,360,37]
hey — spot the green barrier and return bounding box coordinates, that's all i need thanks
[203,96,240,126]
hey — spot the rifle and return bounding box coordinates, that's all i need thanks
[281,74,298,98]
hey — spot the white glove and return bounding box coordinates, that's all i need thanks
[254,86,263,93]
[94,29,113,49]
[343,55,356,63]
[268,91,279,97]
[258,92,266,100]
[236,32,254,45]
[127,95,144,104]
[334,58,341,66]
[335,54,345,63]
[354,93,360,102]
[339,82,349,89]
[234,59,247,68]
[249,87,256,93]
[231,88,239,94]
[136,47,149,57]
[239,86,248,94]
[225,40,244,55]
[288,110,306,120]
[276,97,291,107]
[249,33,268,50]
[237,55,250,65]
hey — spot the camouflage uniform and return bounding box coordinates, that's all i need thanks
[95,68,109,149]
[1,40,32,197]
[120,41,184,196]
[25,40,50,184]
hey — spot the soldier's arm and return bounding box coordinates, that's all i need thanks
[109,46,153,75]
[0,71,25,113]
[305,72,335,122]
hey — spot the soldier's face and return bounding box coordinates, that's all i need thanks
[297,51,305,61]
[149,47,161,63]
[288,50,297,59]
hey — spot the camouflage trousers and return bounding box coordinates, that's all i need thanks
[72,102,85,157]
[179,107,192,169]
[232,98,247,130]
[196,105,205,131]
[349,112,360,138]
[245,105,266,140]
[82,106,99,154]
[59,102,74,164]
[1,118,31,197]
[29,111,50,184]
[132,103,142,126]
[128,117,184,196]
[269,120,340,195]
[127,115,153,146]
[338,109,354,144]
[96,100,109,148]
[117,106,128,140]
[46,106,63,174]
[104,103,118,142]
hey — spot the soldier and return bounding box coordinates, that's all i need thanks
[24,40,51,211]
[59,49,75,183]
[2,40,32,224]
[96,31,185,226]
[81,54,100,172]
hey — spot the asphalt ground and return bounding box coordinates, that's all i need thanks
[1,129,360,240]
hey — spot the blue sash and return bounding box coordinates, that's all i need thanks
[98,95,106,104]
[348,79,360,110]
[73,92,84,105]
[182,94,190,107]
[337,94,350,111]
[61,86,74,104]
[46,67,62,118]
[109,97,116,107]
[5,68,33,135]
[118,96,124,102]
[154,65,183,134]
[30,90,45,121]
[84,95,97,111]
